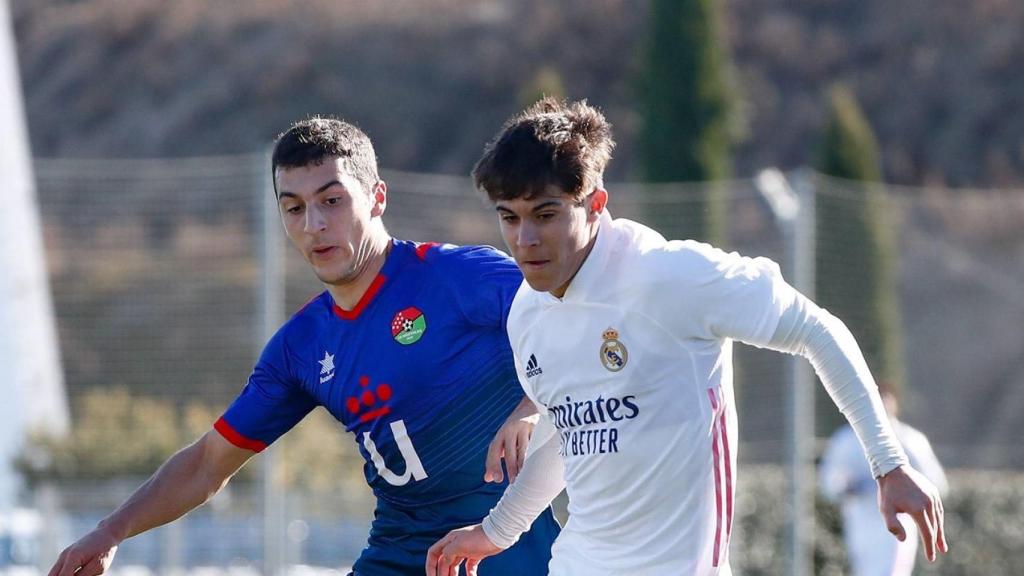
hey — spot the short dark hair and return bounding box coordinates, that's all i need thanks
[271,117,380,195]
[473,98,615,203]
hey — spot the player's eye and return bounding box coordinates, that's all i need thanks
[536,212,556,221]
[325,196,342,206]
[500,214,519,223]
[283,205,302,215]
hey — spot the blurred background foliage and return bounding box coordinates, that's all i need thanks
[9,0,1024,187]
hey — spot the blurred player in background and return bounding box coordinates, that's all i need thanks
[821,383,948,576]
[426,98,948,576]
[48,118,559,576]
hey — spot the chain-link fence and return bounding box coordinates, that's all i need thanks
[13,155,1024,574]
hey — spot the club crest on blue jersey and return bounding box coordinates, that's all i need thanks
[391,306,427,345]
[600,327,628,372]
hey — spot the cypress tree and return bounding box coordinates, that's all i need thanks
[815,86,904,434]
[637,0,734,244]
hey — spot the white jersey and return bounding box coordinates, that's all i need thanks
[506,214,797,575]
[820,421,947,576]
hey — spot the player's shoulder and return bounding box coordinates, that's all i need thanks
[404,240,516,274]
[645,235,782,289]
[607,220,727,291]
[273,291,334,349]
[430,242,515,267]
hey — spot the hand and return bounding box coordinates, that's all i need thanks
[484,399,539,483]
[49,525,122,576]
[426,524,503,576]
[877,464,948,561]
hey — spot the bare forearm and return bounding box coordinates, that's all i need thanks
[100,437,237,541]
[508,396,539,420]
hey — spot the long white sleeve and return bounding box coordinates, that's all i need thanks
[766,293,908,478]
[480,416,565,549]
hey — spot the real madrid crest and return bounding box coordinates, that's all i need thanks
[600,327,628,372]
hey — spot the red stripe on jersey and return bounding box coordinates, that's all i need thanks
[214,417,268,453]
[708,389,723,567]
[415,242,440,261]
[333,274,387,320]
[720,408,735,542]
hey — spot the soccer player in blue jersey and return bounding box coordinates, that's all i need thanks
[48,118,559,576]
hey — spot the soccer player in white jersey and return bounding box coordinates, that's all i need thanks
[425,98,948,576]
[820,384,948,576]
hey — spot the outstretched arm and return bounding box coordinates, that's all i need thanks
[427,418,564,576]
[49,430,255,576]
[765,293,948,560]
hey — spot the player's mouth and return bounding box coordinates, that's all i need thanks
[521,259,550,270]
[311,245,337,259]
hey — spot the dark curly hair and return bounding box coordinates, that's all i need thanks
[473,98,615,202]
[271,117,380,195]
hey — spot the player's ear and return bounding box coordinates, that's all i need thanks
[587,188,608,222]
[371,180,387,217]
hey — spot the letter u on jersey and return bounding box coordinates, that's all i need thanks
[361,420,429,486]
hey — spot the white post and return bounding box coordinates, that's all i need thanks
[258,153,287,576]
[0,0,70,511]
[755,168,816,576]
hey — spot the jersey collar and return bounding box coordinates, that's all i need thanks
[559,210,614,303]
[331,239,402,321]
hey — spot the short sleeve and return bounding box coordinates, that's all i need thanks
[658,241,798,346]
[215,329,317,452]
[440,245,523,331]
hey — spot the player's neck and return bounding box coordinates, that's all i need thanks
[327,233,392,311]
[550,222,601,299]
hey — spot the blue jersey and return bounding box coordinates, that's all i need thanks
[216,240,559,575]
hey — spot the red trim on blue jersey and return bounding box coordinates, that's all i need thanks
[333,274,387,320]
[214,416,268,453]
[415,242,440,261]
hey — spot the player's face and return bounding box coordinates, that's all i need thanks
[495,186,606,297]
[275,158,387,287]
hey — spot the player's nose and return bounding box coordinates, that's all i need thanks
[303,204,327,233]
[516,221,541,247]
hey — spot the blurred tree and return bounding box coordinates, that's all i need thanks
[16,387,367,496]
[16,387,186,482]
[518,65,566,110]
[637,0,735,244]
[815,85,904,435]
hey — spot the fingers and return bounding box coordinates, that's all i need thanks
[50,549,81,576]
[427,536,464,576]
[439,545,463,576]
[511,427,528,483]
[466,558,481,576]
[923,491,949,560]
[76,557,107,576]
[484,436,505,483]
[935,496,948,554]
[426,538,446,576]
[505,432,521,483]
[913,506,936,561]
[884,507,906,542]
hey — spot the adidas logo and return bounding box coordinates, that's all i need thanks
[525,354,543,378]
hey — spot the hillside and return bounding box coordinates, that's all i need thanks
[11,0,1024,186]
